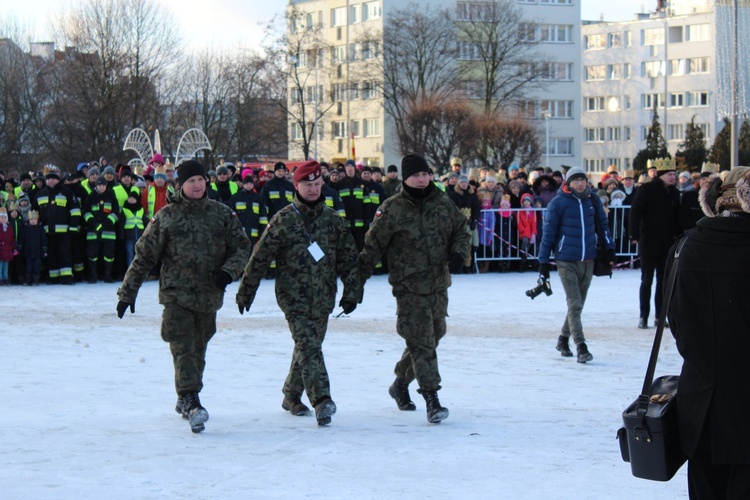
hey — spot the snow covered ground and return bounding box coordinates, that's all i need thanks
[2,269,689,499]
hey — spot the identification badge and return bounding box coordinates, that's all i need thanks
[308,241,324,262]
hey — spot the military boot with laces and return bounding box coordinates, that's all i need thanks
[183,392,209,433]
[422,390,449,424]
[282,396,310,416]
[388,378,417,411]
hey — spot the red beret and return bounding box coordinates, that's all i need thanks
[293,161,322,183]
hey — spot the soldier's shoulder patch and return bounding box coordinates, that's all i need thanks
[149,217,157,226]
[375,209,382,218]
[231,211,238,218]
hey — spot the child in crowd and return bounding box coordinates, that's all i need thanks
[19,210,47,286]
[516,193,537,272]
[0,207,15,286]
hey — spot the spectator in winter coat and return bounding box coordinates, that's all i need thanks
[0,207,15,286]
[538,167,615,363]
[448,176,480,273]
[531,174,558,208]
[18,210,46,285]
[516,193,537,272]
[668,166,750,499]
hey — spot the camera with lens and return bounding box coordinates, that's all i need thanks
[525,277,553,300]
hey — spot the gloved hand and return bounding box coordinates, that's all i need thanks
[539,263,550,279]
[211,270,233,291]
[236,292,251,315]
[116,300,135,319]
[339,299,357,315]
[605,248,616,264]
[448,252,465,274]
[469,220,477,231]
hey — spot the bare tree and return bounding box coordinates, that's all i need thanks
[455,0,546,117]
[477,115,541,170]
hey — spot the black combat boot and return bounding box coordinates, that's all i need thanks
[103,262,114,283]
[183,392,209,433]
[556,335,573,357]
[314,398,337,426]
[282,396,310,416]
[576,343,593,364]
[637,318,648,329]
[175,396,188,419]
[389,378,416,411]
[87,266,97,284]
[422,390,449,424]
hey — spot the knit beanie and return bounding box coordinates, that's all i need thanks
[401,154,431,180]
[565,167,587,185]
[177,160,206,186]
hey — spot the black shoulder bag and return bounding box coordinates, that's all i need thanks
[617,236,688,481]
[591,194,612,277]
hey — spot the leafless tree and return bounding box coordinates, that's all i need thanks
[476,114,541,170]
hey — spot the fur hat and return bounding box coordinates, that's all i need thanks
[699,166,750,217]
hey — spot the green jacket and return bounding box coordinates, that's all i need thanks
[359,184,470,295]
[237,193,362,318]
[118,189,251,313]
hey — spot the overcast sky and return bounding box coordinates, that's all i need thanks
[2,0,653,52]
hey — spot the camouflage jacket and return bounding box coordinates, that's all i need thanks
[359,183,470,295]
[237,193,362,318]
[118,189,251,313]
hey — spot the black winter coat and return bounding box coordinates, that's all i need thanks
[628,177,680,256]
[667,216,750,463]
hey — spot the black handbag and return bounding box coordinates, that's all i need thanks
[617,236,688,481]
[591,194,612,277]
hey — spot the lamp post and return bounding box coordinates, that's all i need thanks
[542,110,551,168]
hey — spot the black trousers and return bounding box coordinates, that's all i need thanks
[639,254,667,321]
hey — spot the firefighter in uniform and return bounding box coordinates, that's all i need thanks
[82,177,120,282]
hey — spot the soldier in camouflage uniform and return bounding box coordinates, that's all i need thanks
[359,154,470,424]
[236,160,362,427]
[116,160,251,433]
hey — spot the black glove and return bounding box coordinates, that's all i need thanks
[116,300,135,319]
[539,263,550,279]
[339,299,357,315]
[469,220,477,231]
[211,270,233,291]
[448,252,465,274]
[236,293,251,315]
[605,248,616,264]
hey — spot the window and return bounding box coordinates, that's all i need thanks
[669,93,684,107]
[669,59,685,76]
[458,41,482,60]
[537,62,573,81]
[584,33,606,50]
[517,0,536,3]
[458,80,485,99]
[549,138,573,156]
[698,123,710,137]
[305,13,316,31]
[607,127,622,141]
[585,158,605,172]
[348,43,358,62]
[642,93,665,109]
[540,24,573,43]
[625,31,632,47]
[291,123,303,141]
[290,88,302,105]
[687,91,709,107]
[624,95,631,110]
[585,65,606,81]
[332,83,347,102]
[623,63,631,78]
[585,96,605,112]
[361,41,378,60]
[364,118,380,137]
[668,124,685,141]
[541,0,572,3]
[362,1,380,21]
[609,64,623,80]
[540,100,573,118]
[607,96,620,111]
[584,128,606,142]
[643,60,665,77]
[457,2,497,20]
[331,7,346,27]
[519,23,537,42]
[641,126,649,141]
[688,57,710,74]
[350,119,361,138]
[517,99,538,118]
[349,4,360,24]
[349,82,359,100]
[624,127,631,141]
[668,25,683,43]
[608,32,621,48]
[332,120,347,139]
[687,24,710,42]
[361,81,377,99]
[607,158,622,168]
[643,28,665,46]
[331,45,346,64]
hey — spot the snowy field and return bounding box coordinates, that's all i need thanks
[2,269,689,499]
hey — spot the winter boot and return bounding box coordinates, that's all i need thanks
[389,378,417,411]
[282,396,310,416]
[637,318,648,329]
[517,256,527,273]
[87,266,97,284]
[32,274,40,286]
[576,343,593,364]
[175,396,188,419]
[556,335,573,357]
[422,390,449,424]
[103,262,114,283]
[183,392,209,433]
[314,398,337,426]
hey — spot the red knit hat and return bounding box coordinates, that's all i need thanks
[293,161,322,183]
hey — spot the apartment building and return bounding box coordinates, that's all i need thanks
[580,0,744,174]
[287,0,582,171]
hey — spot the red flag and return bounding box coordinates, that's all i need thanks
[351,132,356,159]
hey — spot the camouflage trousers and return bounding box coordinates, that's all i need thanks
[160,303,217,395]
[283,315,331,407]
[394,290,448,392]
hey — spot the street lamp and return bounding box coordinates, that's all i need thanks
[542,110,551,168]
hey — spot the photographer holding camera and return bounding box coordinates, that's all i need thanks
[537,167,615,363]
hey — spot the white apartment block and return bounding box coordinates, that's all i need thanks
[288,0,582,171]
[580,0,749,174]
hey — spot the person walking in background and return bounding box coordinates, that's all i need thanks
[236,160,362,427]
[358,154,470,424]
[667,166,750,499]
[628,163,680,329]
[537,167,615,364]
[117,161,251,434]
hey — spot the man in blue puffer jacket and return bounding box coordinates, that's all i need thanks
[538,167,615,363]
